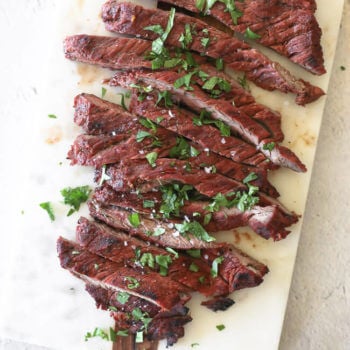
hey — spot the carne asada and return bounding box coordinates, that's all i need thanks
[109,71,307,172]
[76,217,230,296]
[158,0,325,75]
[101,1,324,104]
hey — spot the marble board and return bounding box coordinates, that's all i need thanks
[0,0,345,349]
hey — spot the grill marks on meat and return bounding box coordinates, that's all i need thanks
[101,1,324,105]
[64,35,153,70]
[76,217,230,297]
[88,200,221,250]
[158,0,325,75]
[109,70,307,172]
[57,237,191,310]
[92,184,297,241]
[70,93,279,197]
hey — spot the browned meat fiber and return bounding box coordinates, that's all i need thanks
[70,94,279,197]
[74,92,276,171]
[159,0,325,75]
[109,70,307,172]
[76,217,230,297]
[101,1,324,104]
[92,184,297,241]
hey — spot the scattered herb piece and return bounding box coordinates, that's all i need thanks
[145,151,158,167]
[139,117,158,132]
[108,306,118,312]
[216,324,225,331]
[140,253,155,269]
[136,130,153,143]
[340,65,346,71]
[84,327,116,342]
[153,227,166,236]
[156,90,173,108]
[39,202,55,221]
[169,137,201,160]
[125,276,140,289]
[101,87,107,98]
[166,247,179,259]
[186,249,201,258]
[135,331,144,343]
[189,262,200,272]
[216,58,224,71]
[48,114,57,119]
[143,199,155,208]
[243,172,258,184]
[211,256,224,277]
[179,23,193,49]
[193,110,231,137]
[60,186,91,216]
[116,291,130,305]
[191,342,200,347]
[237,74,250,91]
[128,212,141,228]
[203,213,212,225]
[116,330,129,337]
[155,255,173,276]
[175,221,216,242]
[200,37,210,48]
[117,92,129,111]
[262,142,276,152]
[245,27,261,40]
[198,276,205,284]
[174,71,197,90]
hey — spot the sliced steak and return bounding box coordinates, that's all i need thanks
[77,217,230,297]
[201,297,235,312]
[64,35,153,70]
[102,1,324,104]
[92,185,297,241]
[109,70,307,172]
[85,284,191,346]
[158,0,325,75]
[57,237,191,310]
[88,200,222,249]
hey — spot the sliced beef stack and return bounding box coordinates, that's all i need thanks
[158,0,325,75]
[57,0,326,346]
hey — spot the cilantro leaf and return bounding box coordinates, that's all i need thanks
[116,292,130,305]
[245,27,261,40]
[39,202,55,221]
[145,151,158,167]
[128,213,141,228]
[60,186,91,216]
[211,256,224,277]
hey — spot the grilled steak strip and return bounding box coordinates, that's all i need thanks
[64,35,154,70]
[109,70,307,172]
[75,92,274,170]
[57,237,191,311]
[102,1,324,105]
[77,217,230,297]
[69,96,278,197]
[159,0,324,75]
[85,284,191,346]
[92,185,298,241]
[129,92,272,169]
[88,200,222,250]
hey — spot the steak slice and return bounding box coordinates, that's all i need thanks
[77,217,230,297]
[88,200,222,250]
[102,1,324,104]
[74,92,275,171]
[109,70,307,172]
[57,237,191,310]
[92,185,298,241]
[159,0,325,75]
[64,35,153,70]
[85,284,191,346]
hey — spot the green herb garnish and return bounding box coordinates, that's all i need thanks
[39,202,55,221]
[189,262,200,272]
[145,151,158,167]
[186,249,201,258]
[245,27,261,40]
[48,114,57,119]
[60,185,91,216]
[101,87,107,98]
[128,213,141,228]
[125,276,140,289]
[193,110,231,137]
[216,324,225,331]
[175,221,216,242]
[211,256,224,277]
[116,291,130,305]
[262,142,276,152]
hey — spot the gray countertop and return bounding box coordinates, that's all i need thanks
[0,1,349,349]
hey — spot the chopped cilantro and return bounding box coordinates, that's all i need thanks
[143,199,155,208]
[125,276,140,289]
[48,114,57,119]
[155,254,172,276]
[166,247,179,258]
[262,142,276,152]
[39,202,55,221]
[60,186,91,216]
[128,212,141,228]
[139,117,158,132]
[211,256,224,277]
[140,252,155,269]
[84,327,117,342]
[201,37,210,48]
[136,130,153,143]
[174,71,197,90]
[169,137,201,160]
[216,58,224,71]
[153,227,166,236]
[340,66,346,71]
[245,27,261,40]
[175,221,216,242]
[116,330,129,337]
[116,291,130,305]
[117,92,129,111]
[243,172,258,184]
[145,151,158,167]
[193,110,231,137]
[186,249,201,258]
[237,74,250,91]
[179,23,193,49]
[156,90,173,108]
[216,324,225,331]
[191,342,200,347]
[101,87,107,98]
[189,262,200,272]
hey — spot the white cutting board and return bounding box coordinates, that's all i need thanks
[0,0,344,349]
